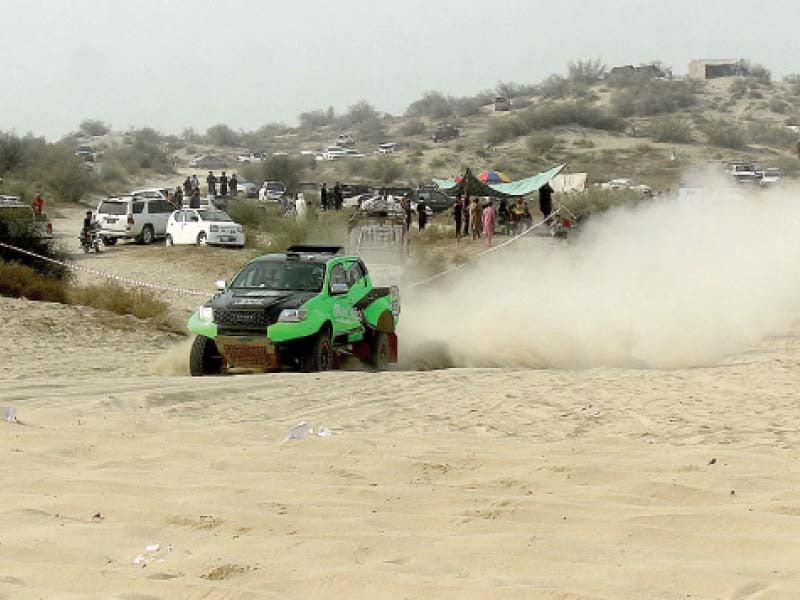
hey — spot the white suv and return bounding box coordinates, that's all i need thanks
[96,195,173,245]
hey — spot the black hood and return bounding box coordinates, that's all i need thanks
[208,289,315,311]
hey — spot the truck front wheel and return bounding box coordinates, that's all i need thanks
[302,330,332,372]
[189,335,223,376]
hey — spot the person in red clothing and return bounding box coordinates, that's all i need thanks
[31,193,44,215]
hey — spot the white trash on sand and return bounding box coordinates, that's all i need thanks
[283,421,338,441]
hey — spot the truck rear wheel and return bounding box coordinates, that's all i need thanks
[302,330,332,372]
[189,335,223,376]
[370,332,390,371]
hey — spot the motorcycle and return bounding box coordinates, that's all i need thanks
[79,228,101,253]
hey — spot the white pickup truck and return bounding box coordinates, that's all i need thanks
[236,152,265,163]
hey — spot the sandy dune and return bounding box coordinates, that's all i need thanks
[2,194,800,598]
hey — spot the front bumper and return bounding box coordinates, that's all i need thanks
[207,231,245,246]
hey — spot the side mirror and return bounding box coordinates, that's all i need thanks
[330,282,349,295]
[215,280,226,291]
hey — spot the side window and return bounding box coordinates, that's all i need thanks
[329,264,347,290]
[156,200,170,213]
[187,211,200,223]
[132,202,144,214]
[346,260,365,286]
[174,211,185,223]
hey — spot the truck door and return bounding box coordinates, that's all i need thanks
[327,262,359,337]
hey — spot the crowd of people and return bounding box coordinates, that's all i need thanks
[319,182,344,211]
[449,182,555,246]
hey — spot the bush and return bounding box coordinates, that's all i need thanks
[79,119,111,137]
[526,132,557,153]
[366,156,407,183]
[0,224,71,281]
[567,59,607,85]
[746,122,798,147]
[611,80,697,116]
[768,97,791,114]
[537,75,571,99]
[99,161,127,185]
[68,282,170,323]
[206,123,240,147]
[647,117,695,143]
[399,119,426,136]
[700,119,747,149]
[0,262,69,303]
[298,107,336,130]
[496,81,537,99]
[226,200,269,229]
[406,91,454,119]
[241,154,307,195]
[105,128,172,174]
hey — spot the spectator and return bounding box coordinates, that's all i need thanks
[219,171,228,196]
[539,182,554,222]
[482,199,497,247]
[453,196,463,238]
[183,177,192,196]
[463,195,471,237]
[401,195,412,231]
[320,182,329,211]
[191,174,199,190]
[498,198,510,235]
[31,193,44,215]
[229,173,238,197]
[469,198,481,240]
[189,188,201,209]
[333,181,343,211]
[418,200,428,231]
[174,187,183,207]
[206,171,217,195]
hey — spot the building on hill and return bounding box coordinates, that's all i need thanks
[688,59,744,80]
[608,64,666,79]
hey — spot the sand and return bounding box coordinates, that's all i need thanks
[2,193,800,598]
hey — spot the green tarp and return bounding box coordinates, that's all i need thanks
[432,164,566,198]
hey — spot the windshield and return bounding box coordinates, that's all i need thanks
[201,210,233,222]
[231,261,325,292]
[99,201,128,215]
[267,182,285,191]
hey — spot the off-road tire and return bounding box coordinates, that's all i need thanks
[140,225,154,245]
[101,237,117,246]
[370,332,390,371]
[197,232,207,246]
[189,335,223,376]
[165,234,174,247]
[302,330,333,372]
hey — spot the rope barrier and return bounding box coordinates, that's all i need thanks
[0,241,211,297]
[407,207,562,289]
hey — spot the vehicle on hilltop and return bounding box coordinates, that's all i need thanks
[187,245,400,375]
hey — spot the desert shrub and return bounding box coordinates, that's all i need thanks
[746,122,798,147]
[206,123,240,147]
[748,90,763,99]
[485,119,523,145]
[241,154,307,195]
[366,156,407,183]
[406,91,454,119]
[496,81,537,99]
[784,74,800,96]
[429,156,447,170]
[768,97,791,114]
[567,59,607,85]
[105,128,171,173]
[298,107,336,130]
[537,75,570,99]
[452,97,483,117]
[647,117,694,143]
[743,61,771,84]
[69,282,169,322]
[79,119,111,137]
[0,262,69,302]
[729,78,748,98]
[99,161,127,185]
[526,132,557,153]
[700,119,747,149]
[354,115,387,144]
[226,200,269,229]
[0,220,71,280]
[611,80,697,116]
[399,119,426,136]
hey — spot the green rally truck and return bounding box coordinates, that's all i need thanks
[187,245,400,375]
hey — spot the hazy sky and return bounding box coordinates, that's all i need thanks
[4,0,800,140]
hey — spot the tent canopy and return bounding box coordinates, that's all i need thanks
[433,164,566,198]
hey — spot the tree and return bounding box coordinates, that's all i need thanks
[206,123,240,147]
[79,119,111,136]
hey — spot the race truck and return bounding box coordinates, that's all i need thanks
[187,245,400,375]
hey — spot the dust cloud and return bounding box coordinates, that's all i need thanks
[399,182,800,369]
[150,337,193,376]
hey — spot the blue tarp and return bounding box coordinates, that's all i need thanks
[433,164,566,197]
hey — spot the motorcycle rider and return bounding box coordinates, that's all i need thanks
[81,210,100,252]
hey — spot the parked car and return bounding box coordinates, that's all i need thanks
[336,134,355,147]
[0,196,53,239]
[758,167,784,187]
[236,152,265,163]
[190,155,229,169]
[494,96,511,111]
[599,178,652,194]
[130,187,170,200]
[321,146,348,160]
[259,181,286,202]
[342,148,365,159]
[376,143,397,154]
[725,161,760,184]
[236,179,259,198]
[95,195,173,245]
[165,208,244,247]
[411,188,454,213]
[432,123,460,143]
